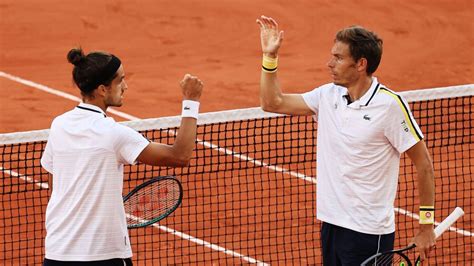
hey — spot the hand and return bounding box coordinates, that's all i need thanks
[411,225,436,262]
[256,15,284,58]
[180,74,203,101]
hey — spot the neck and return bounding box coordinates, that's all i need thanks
[83,97,107,113]
[346,76,373,102]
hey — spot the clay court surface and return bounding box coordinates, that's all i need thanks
[0,0,473,265]
[1,0,473,133]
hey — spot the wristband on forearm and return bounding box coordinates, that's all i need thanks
[262,55,278,73]
[419,206,435,224]
[181,100,200,119]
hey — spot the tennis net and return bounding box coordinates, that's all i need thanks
[1,84,473,264]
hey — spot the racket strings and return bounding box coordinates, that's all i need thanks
[125,179,180,223]
[366,250,414,266]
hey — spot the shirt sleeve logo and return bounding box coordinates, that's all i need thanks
[401,120,410,132]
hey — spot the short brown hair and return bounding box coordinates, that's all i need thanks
[335,26,383,75]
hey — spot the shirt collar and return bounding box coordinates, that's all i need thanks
[77,103,107,117]
[342,77,380,108]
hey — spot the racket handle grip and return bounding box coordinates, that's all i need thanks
[434,207,464,239]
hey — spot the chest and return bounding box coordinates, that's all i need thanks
[319,96,387,144]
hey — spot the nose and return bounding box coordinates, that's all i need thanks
[123,80,128,91]
[327,58,335,68]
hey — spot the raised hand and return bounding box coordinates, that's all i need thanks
[256,15,284,57]
[180,74,203,101]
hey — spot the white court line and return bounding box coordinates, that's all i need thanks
[0,71,139,121]
[395,207,473,237]
[0,166,49,189]
[1,71,471,243]
[0,70,317,184]
[0,166,267,265]
[126,214,268,265]
[0,70,268,264]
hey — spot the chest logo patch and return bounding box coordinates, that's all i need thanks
[363,114,371,121]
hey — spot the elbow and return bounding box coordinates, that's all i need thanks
[174,157,191,167]
[260,98,281,113]
[169,153,193,167]
[260,103,273,113]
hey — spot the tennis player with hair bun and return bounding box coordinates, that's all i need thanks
[41,48,203,265]
[256,16,436,265]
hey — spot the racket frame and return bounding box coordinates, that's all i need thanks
[123,175,183,229]
[361,207,465,265]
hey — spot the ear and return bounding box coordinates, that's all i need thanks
[357,58,368,73]
[96,84,108,97]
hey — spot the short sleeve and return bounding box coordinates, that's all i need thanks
[302,87,322,115]
[41,136,53,173]
[384,95,424,153]
[113,124,150,165]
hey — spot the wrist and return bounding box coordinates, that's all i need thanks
[181,100,200,119]
[262,54,278,73]
[419,224,434,230]
[419,206,435,225]
[263,52,278,59]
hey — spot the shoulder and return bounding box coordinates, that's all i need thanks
[49,109,75,130]
[376,86,409,108]
[319,82,342,93]
[305,82,344,96]
[107,120,147,141]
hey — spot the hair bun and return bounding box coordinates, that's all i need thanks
[67,48,86,66]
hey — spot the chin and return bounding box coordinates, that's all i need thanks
[333,81,347,87]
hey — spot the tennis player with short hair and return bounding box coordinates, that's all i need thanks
[256,16,436,265]
[40,48,203,265]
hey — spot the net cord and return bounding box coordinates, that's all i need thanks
[1,84,472,145]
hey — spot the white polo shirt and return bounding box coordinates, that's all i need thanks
[41,103,150,261]
[302,78,423,235]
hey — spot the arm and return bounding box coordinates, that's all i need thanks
[256,16,313,115]
[137,74,203,167]
[405,140,436,261]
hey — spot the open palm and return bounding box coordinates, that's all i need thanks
[257,16,284,55]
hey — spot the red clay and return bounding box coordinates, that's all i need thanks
[0,0,473,133]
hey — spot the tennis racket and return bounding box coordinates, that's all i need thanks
[123,176,183,229]
[361,207,465,266]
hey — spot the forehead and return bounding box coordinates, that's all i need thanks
[115,65,125,76]
[111,65,125,82]
[331,41,351,56]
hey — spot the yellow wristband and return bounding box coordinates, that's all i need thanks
[419,210,435,224]
[420,206,435,210]
[262,55,278,73]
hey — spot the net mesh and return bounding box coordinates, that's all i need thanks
[1,85,473,265]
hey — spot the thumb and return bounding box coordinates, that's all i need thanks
[278,31,284,45]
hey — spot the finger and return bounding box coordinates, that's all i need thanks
[278,31,285,44]
[260,16,273,29]
[268,17,279,28]
[420,249,427,261]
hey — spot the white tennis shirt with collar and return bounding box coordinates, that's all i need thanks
[302,77,424,235]
[41,103,150,261]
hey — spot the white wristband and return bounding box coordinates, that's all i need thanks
[181,100,200,119]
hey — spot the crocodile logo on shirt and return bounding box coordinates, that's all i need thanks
[363,114,371,121]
